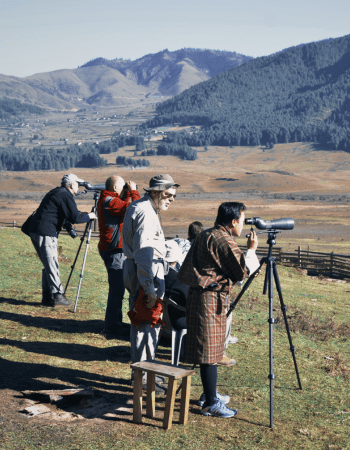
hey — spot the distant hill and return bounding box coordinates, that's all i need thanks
[81,48,253,96]
[147,35,350,152]
[0,49,253,110]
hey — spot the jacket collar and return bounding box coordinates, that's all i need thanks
[144,193,159,213]
[215,222,234,237]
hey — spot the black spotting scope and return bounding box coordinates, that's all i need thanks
[78,182,105,191]
[245,217,294,230]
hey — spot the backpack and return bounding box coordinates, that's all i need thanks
[21,210,37,236]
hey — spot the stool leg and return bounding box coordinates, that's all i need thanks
[146,372,156,418]
[163,377,177,430]
[179,375,191,425]
[133,369,143,423]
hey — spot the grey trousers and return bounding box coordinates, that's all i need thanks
[30,232,63,295]
[123,258,165,364]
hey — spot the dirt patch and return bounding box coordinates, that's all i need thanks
[16,388,134,422]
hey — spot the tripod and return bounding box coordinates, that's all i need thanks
[64,190,100,313]
[227,230,302,428]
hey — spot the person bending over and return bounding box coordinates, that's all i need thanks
[28,173,96,307]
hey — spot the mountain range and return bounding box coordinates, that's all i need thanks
[0,49,252,110]
[147,34,350,152]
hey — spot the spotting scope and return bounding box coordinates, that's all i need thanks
[78,182,105,191]
[245,217,294,230]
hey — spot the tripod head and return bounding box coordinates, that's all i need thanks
[245,229,282,238]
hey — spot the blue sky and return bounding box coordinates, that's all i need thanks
[1,0,349,77]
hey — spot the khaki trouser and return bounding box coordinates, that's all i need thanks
[123,258,165,364]
[30,232,63,295]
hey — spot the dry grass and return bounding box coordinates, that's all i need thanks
[2,141,350,254]
[275,307,350,342]
[2,229,349,449]
[1,137,350,448]
[324,353,350,379]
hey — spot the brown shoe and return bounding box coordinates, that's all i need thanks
[217,352,236,366]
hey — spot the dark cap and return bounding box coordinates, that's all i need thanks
[144,174,180,192]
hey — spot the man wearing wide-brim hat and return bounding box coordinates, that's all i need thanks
[123,174,179,393]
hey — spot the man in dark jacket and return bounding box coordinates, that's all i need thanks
[29,173,96,307]
[97,175,140,337]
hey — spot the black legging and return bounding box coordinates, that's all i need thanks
[200,364,217,406]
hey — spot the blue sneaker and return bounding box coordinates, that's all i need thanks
[197,391,230,407]
[200,399,238,418]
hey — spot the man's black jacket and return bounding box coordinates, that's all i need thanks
[29,186,89,237]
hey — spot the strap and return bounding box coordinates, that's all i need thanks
[104,196,121,251]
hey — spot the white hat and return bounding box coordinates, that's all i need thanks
[61,173,84,185]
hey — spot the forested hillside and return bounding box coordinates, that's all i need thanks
[0,134,149,171]
[0,98,45,123]
[0,144,107,171]
[145,35,350,151]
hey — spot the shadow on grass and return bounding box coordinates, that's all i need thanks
[0,338,132,363]
[235,416,270,428]
[0,308,105,335]
[0,296,41,307]
[0,357,132,392]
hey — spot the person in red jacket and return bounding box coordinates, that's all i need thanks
[97,175,140,337]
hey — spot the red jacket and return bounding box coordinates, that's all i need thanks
[97,189,140,251]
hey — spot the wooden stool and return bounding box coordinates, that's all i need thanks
[130,360,195,430]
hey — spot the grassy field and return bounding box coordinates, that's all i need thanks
[0,228,349,449]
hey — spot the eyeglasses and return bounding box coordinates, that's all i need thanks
[162,192,176,199]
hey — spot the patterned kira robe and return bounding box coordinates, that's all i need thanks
[177,224,248,364]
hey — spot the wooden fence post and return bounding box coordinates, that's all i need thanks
[330,252,334,277]
[298,246,301,267]
[13,221,16,228]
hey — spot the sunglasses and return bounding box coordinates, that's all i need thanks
[162,192,176,199]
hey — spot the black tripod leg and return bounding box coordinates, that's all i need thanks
[227,257,267,318]
[266,259,275,429]
[64,222,89,294]
[227,273,256,317]
[272,262,302,390]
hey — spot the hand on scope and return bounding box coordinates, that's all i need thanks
[126,180,137,191]
[88,212,97,220]
[144,292,157,309]
[247,230,258,251]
